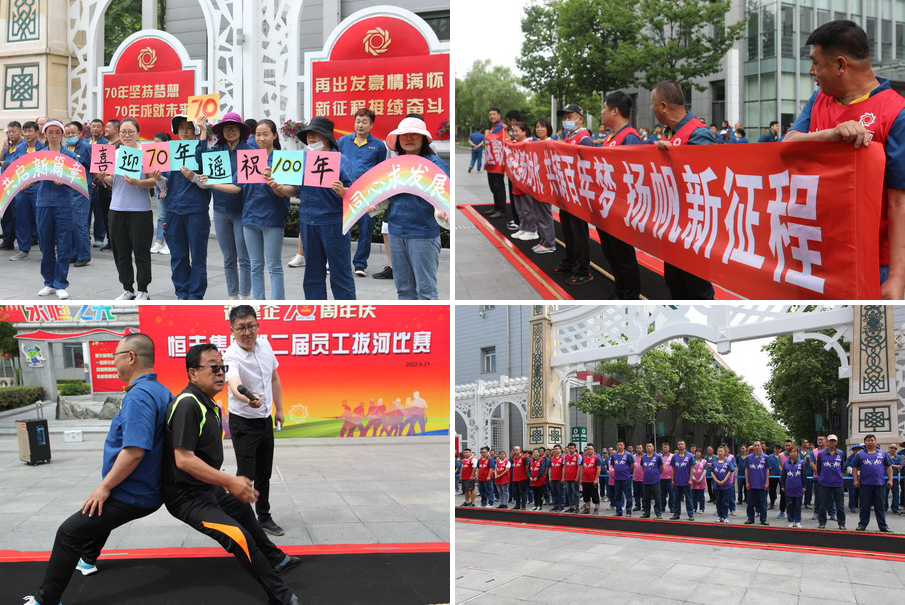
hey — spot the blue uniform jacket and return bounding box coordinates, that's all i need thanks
[298,155,352,226]
[242,152,290,228]
[385,154,450,239]
[337,133,388,182]
[201,139,251,215]
[36,146,80,207]
[164,140,211,215]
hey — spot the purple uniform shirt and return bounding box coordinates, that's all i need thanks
[641,453,664,485]
[611,451,634,481]
[853,450,891,486]
[712,459,735,490]
[816,449,845,487]
[670,452,694,486]
[782,459,804,497]
[745,453,769,488]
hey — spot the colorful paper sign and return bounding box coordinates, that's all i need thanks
[136,304,450,438]
[89,340,127,393]
[500,139,885,299]
[342,155,449,234]
[114,145,143,178]
[0,151,89,218]
[201,150,232,184]
[169,140,200,171]
[89,144,116,174]
[237,148,269,184]
[304,150,341,188]
[142,142,171,172]
[271,150,307,186]
[187,93,221,122]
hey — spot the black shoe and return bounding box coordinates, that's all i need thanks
[838,525,846,530]
[468,167,473,173]
[566,273,593,286]
[74,260,90,267]
[656,515,662,520]
[260,518,285,536]
[274,555,302,575]
[640,513,650,519]
[760,521,769,526]
[744,519,754,525]
[880,527,891,532]
[817,524,825,529]
[580,508,590,514]
[0,243,13,250]
[372,266,393,279]
[856,526,866,531]
[615,511,623,517]
[497,504,508,509]
[670,515,680,520]
[552,265,574,275]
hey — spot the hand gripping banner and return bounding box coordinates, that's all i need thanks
[0,151,89,218]
[502,139,885,299]
[483,128,508,174]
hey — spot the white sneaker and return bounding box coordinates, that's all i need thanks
[38,286,55,296]
[135,291,150,300]
[532,244,556,254]
[520,231,539,240]
[55,289,69,300]
[511,230,525,238]
[239,294,252,300]
[115,290,136,300]
[787,523,794,528]
[795,522,801,528]
[159,243,170,255]
[150,240,164,253]
[287,253,305,267]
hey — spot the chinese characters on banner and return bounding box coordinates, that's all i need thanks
[138,304,450,438]
[89,341,127,392]
[308,16,449,141]
[482,129,507,174]
[500,140,885,299]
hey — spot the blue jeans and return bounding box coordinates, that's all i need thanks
[642,483,662,517]
[787,496,802,523]
[478,479,495,506]
[818,485,845,526]
[36,206,72,289]
[848,483,859,510]
[352,212,374,270]
[470,148,483,170]
[613,478,632,514]
[155,195,166,241]
[564,480,579,508]
[887,478,900,511]
[90,186,106,242]
[389,234,440,299]
[674,484,694,517]
[804,477,813,505]
[551,480,563,509]
[814,480,837,517]
[747,488,767,522]
[715,488,731,519]
[213,210,251,298]
[70,191,92,261]
[166,212,210,300]
[301,222,356,300]
[496,482,509,506]
[14,191,36,251]
[633,480,643,509]
[659,479,675,513]
[692,488,705,512]
[243,225,285,300]
[858,484,888,529]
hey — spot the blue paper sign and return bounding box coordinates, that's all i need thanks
[271,150,306,186]
[202,150,233,184]
[169,140,200,172]
[114,145,142,178]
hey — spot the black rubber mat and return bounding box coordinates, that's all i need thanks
[1,551,449,605]
[456,505,905,556]
[471,203,673,300]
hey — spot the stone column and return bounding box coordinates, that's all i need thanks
[526,305,564,449]
[848,305,900,445]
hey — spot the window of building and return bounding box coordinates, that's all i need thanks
[481,347,496,374]
[800,6,814,59]
[781,4,795,58]
[882,19,892,62]
[481,305,495,311]
[711,80,725,127]
[418,11,450,42]
[747,6,759,61]
[63,343,84,369]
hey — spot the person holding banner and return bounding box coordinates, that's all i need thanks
[63,121,93,268]
[203,112,255,300]
[651,80,717,299]
[96,119,121,252]
[784,20,905,300]
[160,114,212,299]
[552,103,595,286]
[484,107,509,219]
[150,131,171,256]
[598,92,643,299]
[1,121,30,259]
[337,108,388,277]
[96,118,162,300]
[206,119,289,300]
[34,120,82,299]
[526,119,557,254]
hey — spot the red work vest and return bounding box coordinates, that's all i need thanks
[581,454,600,483]
[511,455,527,482]
[807,87,905,264]
[460,457,475,480]
[529,458,547,486]
[670,116,707,146]
[477,456,492,481]
[494,459,510,484]
[549,455,564,480]
[563,452,581,481]
[563,128,591,145]
[607,125,642,147]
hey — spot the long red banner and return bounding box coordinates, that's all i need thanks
[498,139,885,299]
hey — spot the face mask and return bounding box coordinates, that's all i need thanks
[65,137,79,146]
[306,141,324,152]
[562,120,576,132]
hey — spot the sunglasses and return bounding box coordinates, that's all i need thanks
[194,364,229,374]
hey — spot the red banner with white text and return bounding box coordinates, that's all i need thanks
[502,140,885,299]
[483,128,507,173]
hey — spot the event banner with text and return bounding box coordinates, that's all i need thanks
[487,134,884,299]
[138,304,449,438]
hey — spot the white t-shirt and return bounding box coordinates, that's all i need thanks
[223,337,279,419]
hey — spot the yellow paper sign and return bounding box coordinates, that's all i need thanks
[186,93,221,122]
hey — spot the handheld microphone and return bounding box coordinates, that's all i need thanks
[237,384,259,403]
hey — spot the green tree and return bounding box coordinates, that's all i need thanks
[574,358,665,427]
[763,333,848,443]
[635,0,745,91]
[455,60,528,138]
[104,0,168,65]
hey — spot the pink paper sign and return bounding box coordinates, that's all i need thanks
[304,150,341,188]
[89,144,116,174]
[237,149,269,184]
[142,142,171,172]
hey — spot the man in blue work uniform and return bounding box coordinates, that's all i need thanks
[63,121,93,267]
[337,108,387,277]
[23,333,173,605]
[1,121,29,257]
[758,121,782,142]
[163,343,301,605]
[468,129,484,172]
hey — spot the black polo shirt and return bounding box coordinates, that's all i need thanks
[163,382,224,490]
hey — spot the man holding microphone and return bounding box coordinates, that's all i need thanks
[224,305,287,536]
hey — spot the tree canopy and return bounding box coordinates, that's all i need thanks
[455,60,528,135]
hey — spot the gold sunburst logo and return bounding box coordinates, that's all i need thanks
[137,47,157,71]
[363,27,391,56]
